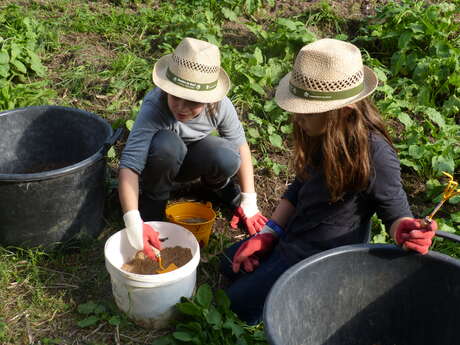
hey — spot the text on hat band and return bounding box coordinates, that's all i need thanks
[166,68,218,91]
[288,82,364,101]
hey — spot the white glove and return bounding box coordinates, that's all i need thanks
[239,192,260,218]
[123,210,143,250]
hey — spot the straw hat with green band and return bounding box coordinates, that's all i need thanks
[152,37,230,103]
[275,38,378,114]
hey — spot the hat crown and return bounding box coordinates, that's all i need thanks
[169,37,220,84]
[291,39,364,93]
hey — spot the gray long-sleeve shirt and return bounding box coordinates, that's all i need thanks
[278,133,413,264]
[120,88,246,174]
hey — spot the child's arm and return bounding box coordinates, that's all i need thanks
[237,142,255,193]
[118,167,140,213]
[229,142,268,235]
[118,167,162,260]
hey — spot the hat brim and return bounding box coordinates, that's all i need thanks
[274,66,378,114]
[152,54,230,103]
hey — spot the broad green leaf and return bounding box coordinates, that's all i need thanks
[0,50,9,65]
[173,331,194,341]
[247,127,259,138]
[221,7,238,21]
[449,195,460,204]
[107,146,116,159]
[223,319,245,336]
[269,133,283,148]
[10,43,21,61]
[12,60,27,74]
[125,119,135,131]
[77,316,99,328]
[28,50,45,76]
[263,100,277,112]
[398,31,412,50]
[108,315,121,326]
[439,222,456,233]
[94,304,106,314]
[277,18,297,31]
[373,67,387,82]
[399,158,420,172]
[0,64,9,78]
[250,83,265,95]
[432,155,455,174]
[77,301,97,315]
[253,47,263,65]
[408,145,424,159]
[433,41,450,57]
[422,107,445,128]
[417,87,431,106]
[176,302,201,316]
[205,306,222,327]
[397,112,413,128]
[451,212,460,223]
[195,284,213,308]
[215,289,231,311]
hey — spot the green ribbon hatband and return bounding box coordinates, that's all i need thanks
[166,68,218,91]
[289,82,364,101]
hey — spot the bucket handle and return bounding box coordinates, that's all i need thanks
[435,230,460,244]
[102,128,123,155]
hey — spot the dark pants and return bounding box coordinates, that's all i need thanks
[220,240,292,325]
[141,130,240,200]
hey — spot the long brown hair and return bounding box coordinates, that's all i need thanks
[293,98,393,202]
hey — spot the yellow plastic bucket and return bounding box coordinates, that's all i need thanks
[165,201,216,248]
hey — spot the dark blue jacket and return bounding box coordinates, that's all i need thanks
[278,134,412,264]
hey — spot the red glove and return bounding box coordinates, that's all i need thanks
[142,223,162,261]
[230,207,268,235]
[232,233,277,273]
[394,218,437,255]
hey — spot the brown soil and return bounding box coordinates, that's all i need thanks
[121,246,192,275]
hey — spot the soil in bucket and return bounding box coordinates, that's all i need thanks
[121,246,192,275]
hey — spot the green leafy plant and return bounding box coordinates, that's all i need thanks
[76,301,131,328]
[153,284,267,345]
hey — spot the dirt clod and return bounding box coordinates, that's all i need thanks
[121,246,192,275]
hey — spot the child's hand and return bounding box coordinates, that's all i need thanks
[230,192,268,235]
[123,211,162,261]
[142,223,162,261]
[393,218,437,255]
[232,233,277,273]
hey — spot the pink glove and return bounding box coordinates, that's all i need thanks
[232,233,277,273]
[142,223,162,261]
[394,218,437,255]
[230,192,268,235]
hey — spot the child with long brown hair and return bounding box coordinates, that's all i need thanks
[220,38,437,325]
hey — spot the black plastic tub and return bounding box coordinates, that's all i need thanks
[264,237,460,345]
[0,106,121,247]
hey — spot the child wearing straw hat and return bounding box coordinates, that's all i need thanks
[118,37,267,260]
[221,38,437,324]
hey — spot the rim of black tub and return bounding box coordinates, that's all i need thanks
[0,105,122,182]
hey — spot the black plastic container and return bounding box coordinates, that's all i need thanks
[264,232,460,345]
[0,106,122,247]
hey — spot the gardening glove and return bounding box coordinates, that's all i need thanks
[230,192,268,235]
[123,210,162,261]
[232,220,283,273]
[394,218,437,255]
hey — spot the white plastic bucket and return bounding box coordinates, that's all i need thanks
[104,221,200,328]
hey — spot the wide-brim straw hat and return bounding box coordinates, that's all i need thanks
[152,37,230,103]
[275,38,378,114]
